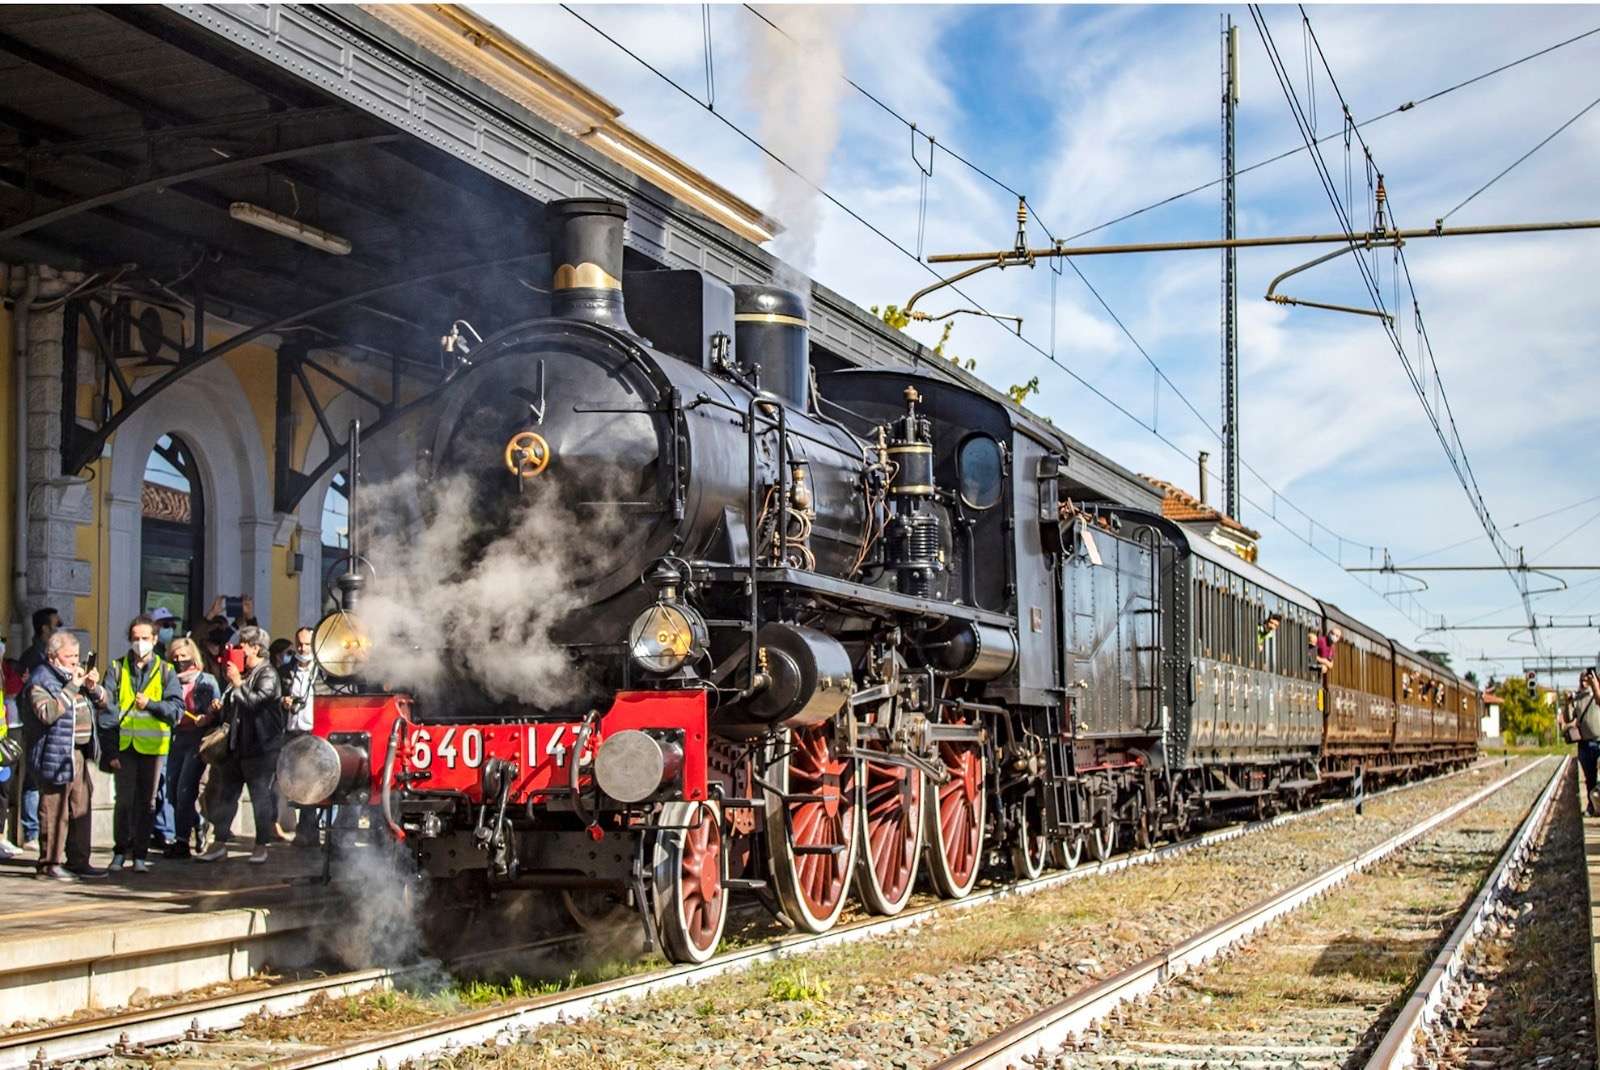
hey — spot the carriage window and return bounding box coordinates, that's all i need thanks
[957,434,1004,510]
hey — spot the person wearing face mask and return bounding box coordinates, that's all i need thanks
[16,606,60,853]
[100,615,182,873]
[277,626,323,847]
[149,607,178,657]
[198,626,283,864]
[147,608,181,852]
[161,637,221,859]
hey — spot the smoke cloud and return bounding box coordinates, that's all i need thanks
[350,471,624,706]
[745,6,854,274]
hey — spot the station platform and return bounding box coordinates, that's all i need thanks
[0,841,331,1026]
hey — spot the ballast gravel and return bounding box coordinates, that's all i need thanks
[415,758,1538,1070]
[1040,756,1553,1068]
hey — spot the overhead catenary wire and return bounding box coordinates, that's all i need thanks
[1437,92,1600,224]
[744,0,1396,573]
[1059,21,1600,245]
[1269,6,1547,647]
[1400,492,1600,565]
[565,3,1441,631]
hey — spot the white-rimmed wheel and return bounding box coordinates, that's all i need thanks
[765,725,859,933]
[924,720,986,899]
[651,800,728,964]
[1089,802,1117,863]
[854,750,923,916]
[1051,830,1085,871]
[1009,790,1048,881]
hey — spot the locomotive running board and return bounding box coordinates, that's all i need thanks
[704,565,1015,627]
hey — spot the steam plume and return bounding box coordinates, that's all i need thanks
[351,472,623,706]
[746,5,854,273]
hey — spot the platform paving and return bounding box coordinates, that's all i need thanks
[0,840,332,1026]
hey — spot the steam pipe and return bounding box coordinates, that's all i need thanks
[379,715,404,842]
[337,419,364,611]
[12,265,37,640]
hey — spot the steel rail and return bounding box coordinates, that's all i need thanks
[0,935,576,1070]
[1364,755,1573,1069]
[258,758,1502,1070]
[930,756,1554,1070]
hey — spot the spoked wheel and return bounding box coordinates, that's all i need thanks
[651,801,728,964]
[765,725,859,933]
[1009,790,1049,880]
[1132,804,1154,851]
[1051,830,1085,871]
[924,722,986,898]
[854,750,923,916]
[1088,804,1117,863]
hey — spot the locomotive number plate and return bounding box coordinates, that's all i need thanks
[402,723,585,799]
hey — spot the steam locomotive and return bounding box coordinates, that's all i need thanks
[282,198,1481,965]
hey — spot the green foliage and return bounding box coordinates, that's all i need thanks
[1415,649,1453,671]
[869,303,911,330]
[767,966,831,1003]
[870,303,1032,396]
[1497,676,1555,745]
[1008,376,1041,405]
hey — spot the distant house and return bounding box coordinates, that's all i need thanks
[1141,476,1262,564]
[1480,690,1502,741]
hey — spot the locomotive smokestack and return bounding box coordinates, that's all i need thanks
[733,284,810,409]
[547,197,633,334]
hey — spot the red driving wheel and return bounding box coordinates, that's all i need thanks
[854,752,923,915]
[653,801,728,964]
[924,721,986,898]
[766,724,859,933]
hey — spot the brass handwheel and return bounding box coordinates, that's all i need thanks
[504,430,551,477]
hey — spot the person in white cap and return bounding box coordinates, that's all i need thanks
[148,607,177,659]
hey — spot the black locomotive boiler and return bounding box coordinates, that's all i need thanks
[286,197,1479,965]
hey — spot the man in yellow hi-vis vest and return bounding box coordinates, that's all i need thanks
[97,615,182,873]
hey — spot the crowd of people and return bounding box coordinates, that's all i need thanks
[0,598,320,881]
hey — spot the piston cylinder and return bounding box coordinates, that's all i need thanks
[927,621,1019,680]
[730,622,853,730]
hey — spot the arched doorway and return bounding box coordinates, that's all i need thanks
[140,434,206,634]
[319,471,349,612]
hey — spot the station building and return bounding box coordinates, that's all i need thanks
[1,5,1157,831]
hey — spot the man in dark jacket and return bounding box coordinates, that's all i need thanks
[23,631,109,880]
[198,625,284,864]
[100,615,182,873]
[15,605,60,851]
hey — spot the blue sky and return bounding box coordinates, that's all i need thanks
[478,3,1600,683]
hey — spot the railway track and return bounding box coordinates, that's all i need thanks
[1373,761,1593,1070]
[0,758,1509,1070]
[934,755,1563,1070]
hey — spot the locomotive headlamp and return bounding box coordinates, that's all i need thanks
[312,608,372,681]
[628,602,707,675]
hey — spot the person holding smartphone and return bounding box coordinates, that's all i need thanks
[22,631,110,880]
[1559,667,1600,817]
